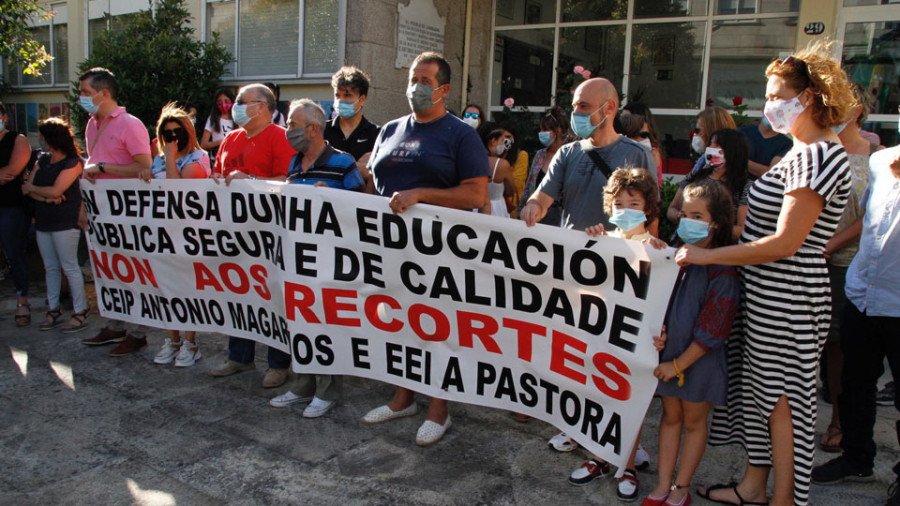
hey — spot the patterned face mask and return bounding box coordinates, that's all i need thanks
[763,91,807,134]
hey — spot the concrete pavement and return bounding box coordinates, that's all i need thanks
[1,245,897,505]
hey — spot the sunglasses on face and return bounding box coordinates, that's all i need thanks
[162,127,185,142]
[463,111,480,119]
[638,131,651,139]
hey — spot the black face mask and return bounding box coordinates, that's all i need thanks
[163,127,189,152]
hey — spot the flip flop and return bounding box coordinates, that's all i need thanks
[697,483,769,506]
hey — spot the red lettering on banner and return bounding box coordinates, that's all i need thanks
[250,265,271,300]
[591,353,632,401]
[502,318,547,361]
[91,250,158,287]
[194,263,223,291]
[363,295,403,332]
[408,304,450,342]
[457,311,501,354]
[284,282,322,323]
[219,262,250,293]
[550,330,587,384]
[322,288,361,327]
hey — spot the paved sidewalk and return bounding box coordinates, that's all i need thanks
[0,246,897,505]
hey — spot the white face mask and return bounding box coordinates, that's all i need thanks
[462,117,479,129]
[691,134,705,154]
[638,138,652,150]
[763,93,807,134]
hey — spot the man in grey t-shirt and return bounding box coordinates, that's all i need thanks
[520,78,655,230]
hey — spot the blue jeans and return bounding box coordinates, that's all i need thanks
[0,207,30,297]
[228,337,291,368]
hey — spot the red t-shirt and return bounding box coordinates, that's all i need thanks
[213,123,293,178]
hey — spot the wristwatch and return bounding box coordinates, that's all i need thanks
[98,162,106,173]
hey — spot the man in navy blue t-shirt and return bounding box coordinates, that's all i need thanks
[365,51,489,446]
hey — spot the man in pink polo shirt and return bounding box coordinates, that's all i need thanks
[77,67,154,357]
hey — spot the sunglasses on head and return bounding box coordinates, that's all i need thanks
[463,111,480,119]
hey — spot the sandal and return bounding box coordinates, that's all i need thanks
[61,309,90,334]
[15,302,31,327]
[820,423,842,453]
[40,308,64,331]
[697,483,768,505]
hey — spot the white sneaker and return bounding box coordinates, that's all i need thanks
[634,444,651,470]
[548,432,579,452]
[302,397,336,418]
[153,339,181,364]
[269,391,313,408]
[174,343,201,367]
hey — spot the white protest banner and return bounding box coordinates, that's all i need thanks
[83,179,679,471]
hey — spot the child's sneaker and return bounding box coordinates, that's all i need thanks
[174,343,201,367]
[568,459,611,486]
[548,432,579,452]
[153,339,181,364]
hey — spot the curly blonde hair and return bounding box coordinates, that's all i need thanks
[602,167,660,223]
[765,40,856,129]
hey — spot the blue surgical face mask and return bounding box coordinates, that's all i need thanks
[538,131,554,146]
[761,115,772,130]
[79,95,100,115]
[677,217,710,244]
[570,104,608,138]
[608,207,647,232]
[831,121,849,135]
[0,119,5,132]
[231,103,255,127]
[335,99,358,119]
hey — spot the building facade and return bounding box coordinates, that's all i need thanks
[4,0,900,168]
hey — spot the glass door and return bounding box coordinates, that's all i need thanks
[837,4,900,146]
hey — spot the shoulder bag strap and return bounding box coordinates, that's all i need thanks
[584,145,613,179]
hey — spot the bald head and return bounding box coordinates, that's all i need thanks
[575,78,619,109]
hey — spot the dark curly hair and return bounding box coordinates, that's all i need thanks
[602,167,660,224]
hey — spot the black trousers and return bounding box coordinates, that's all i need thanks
[838,303,900,469]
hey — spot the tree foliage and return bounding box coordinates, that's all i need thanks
[0,0,54,82]
[67,0,233,137]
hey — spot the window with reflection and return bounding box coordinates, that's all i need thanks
[843,21,900,116]
[629,22,706,108]
[555,26,626,105]
[8,3,68,87]
[635,0,707,18]
[707,17,797,111]
[492,29,555,107]
[716,0,799,14]
[561,0,627,22]
[495,0,557,26]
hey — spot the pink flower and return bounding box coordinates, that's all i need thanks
[504,97,515,108]
[581,70,592,79]
[573,65,584,74]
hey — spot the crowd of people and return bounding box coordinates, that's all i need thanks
[1,42,899,506]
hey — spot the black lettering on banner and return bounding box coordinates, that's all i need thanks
[539,378,560,416]
[614,256,650,300]
[446,224,478,259]
[481,231,515,269]
[463,269,492,306]
[356,208,380,245]
[100,286,134,315]
[581,398,605,443]
[334,247,360,282]
[82,189,99,215]
[578,294,607,334]
[351,338,371,369]
[560,389,581,425]
[386,342,403,377]
[314,335,334,365]
[516,237,547,275]
[412,218,442,255]
[383,213,408,249]
[430,266,461,302]
[609,305,643,353]
[400,261,426,295]
[292,333,314,365]
[476,361,496,396]
[361,253,385,288]
[600,412,622,454]
[519,373,538,407]
[496,367,518,402]
[440,356,464,392]
[570,248,607,286]
[294,242,318,276]
[510,279,541,312]
[543,288,574,325]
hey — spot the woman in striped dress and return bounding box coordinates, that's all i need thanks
[675,44,853,506]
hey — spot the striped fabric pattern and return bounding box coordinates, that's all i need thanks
[708,141,851,505]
